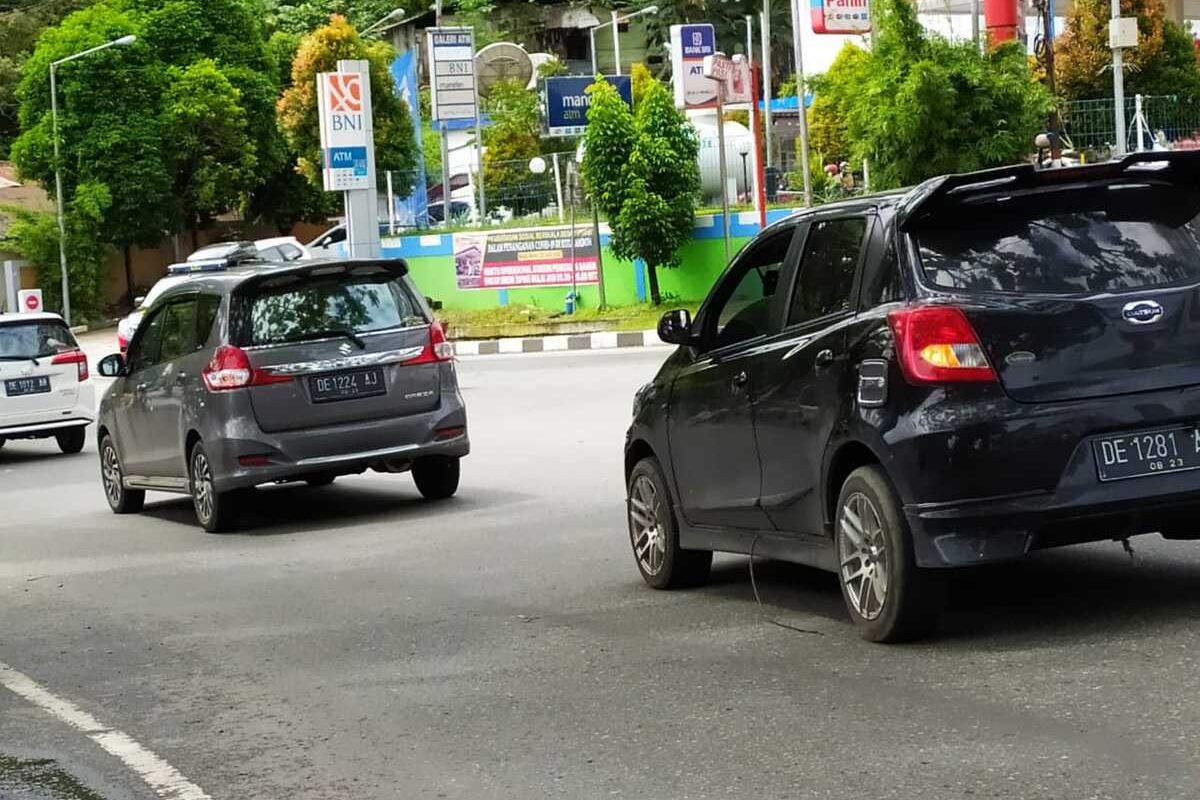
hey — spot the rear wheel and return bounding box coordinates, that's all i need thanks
[189,442,237,533]
[56,427,86,454]
[627,456,712,589]
[305,473,336,487]
[100,435,144,514]
[836,465,943,642]
[412,456,460,500]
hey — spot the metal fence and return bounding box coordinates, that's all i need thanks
[1060,94,1200,156]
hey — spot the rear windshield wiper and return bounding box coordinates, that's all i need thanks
[0,355,39,365]
[276,328,366,349]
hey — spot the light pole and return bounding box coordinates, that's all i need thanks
[589,4,658,76]
[362,8,406,36]
[50,33,135,325]
[739,147,750,202]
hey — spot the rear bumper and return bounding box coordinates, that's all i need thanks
[0,416,93,438]
[205,396,469,492]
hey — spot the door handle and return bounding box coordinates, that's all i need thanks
[135,383,148,393]
[815,349,835,368]
[175,371,188,384]
[731,370,749,390]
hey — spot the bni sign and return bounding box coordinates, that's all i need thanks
[427,28,477,121]
[545,76,632,137]
[669,24,718,110]
[317,71,373,191]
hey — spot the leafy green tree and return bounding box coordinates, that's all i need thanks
[278,14,418,194]
[630,62,654,109]
[265,0,399,35]
[806,44,866,164]
[482,80,547,215]
[583,78,699,305]
[813,0,1052,190]
[1055,0,1200,101]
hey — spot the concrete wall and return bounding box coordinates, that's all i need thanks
[383,208,800,310]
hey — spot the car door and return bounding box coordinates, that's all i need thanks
[667,224,801,530]
[139,296,201,477]
[752,214,872,535]
[114,304,167,475]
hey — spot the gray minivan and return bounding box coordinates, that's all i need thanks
[96,259,468,532]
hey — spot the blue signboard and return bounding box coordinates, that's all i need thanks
[389,50,430,227]
[678,24,715,58]
[326,146,368,176]
[545,75,633,136]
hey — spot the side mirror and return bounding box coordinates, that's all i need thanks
[98,353,125,378]
[657,309,694,346]
[426,296,443,311]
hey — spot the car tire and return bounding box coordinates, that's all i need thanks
[305,473,336,487]
[56,427,86,454]
[100,435,144,514]
[189,442,237,533]
[627,456,712,590]
[835,465,944,643]
[412,456,460,500]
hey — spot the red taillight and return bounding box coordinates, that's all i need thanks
[887,306,997,385]
[434,425,465,440]
[202,345,292,391]
[406,322,455,365]
[237,454,272,467]
[51,349,88,381]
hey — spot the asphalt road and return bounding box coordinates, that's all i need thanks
[5,341,1200,799]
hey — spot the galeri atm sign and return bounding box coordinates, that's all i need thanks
[317,71,374,191]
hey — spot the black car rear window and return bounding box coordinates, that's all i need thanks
[0,319,77,359]
[914,184,1200,294]
[235,266,425,347]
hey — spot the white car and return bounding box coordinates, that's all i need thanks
[0,312,94,453]
[118,237,313,351]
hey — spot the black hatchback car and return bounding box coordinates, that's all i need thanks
[625,152,1200,641]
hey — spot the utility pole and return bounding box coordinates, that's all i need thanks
[761,3,773,167]
[788,0,812,205]
[1111,0,1127,156]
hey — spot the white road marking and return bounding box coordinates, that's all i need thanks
[0,661,212,800]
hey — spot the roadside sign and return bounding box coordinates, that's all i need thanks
[811,0,871,34]
[702,53,753,107]
[317,71,374,191]
[18,289,42,314]
[669,23,718,110]
[427,28,478,121]
[545,76,632,137]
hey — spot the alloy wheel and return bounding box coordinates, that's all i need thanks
[838,491,890,621]
[628,474,666,576]
[101,444,122,506]
[191,451,214,524]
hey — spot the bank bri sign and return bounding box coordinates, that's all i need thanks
[544,75,632,136]
[317,71,373,191]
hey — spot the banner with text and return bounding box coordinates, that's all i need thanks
[453,226,599,290]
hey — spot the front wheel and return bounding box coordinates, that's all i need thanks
[100,436,144,514]
[836,465,944,642]
[412,456,460,499]
[190,442,237,533]
[56,427,86,454]
[627,456,712,589]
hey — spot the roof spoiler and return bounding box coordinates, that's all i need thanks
[895,150,1200,231]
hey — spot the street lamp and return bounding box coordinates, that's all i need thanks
[362,8,405,36]
[589,4,658,76]
[50,33,136,325]
[739,147,750,202]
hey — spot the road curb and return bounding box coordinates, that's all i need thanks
[452,329,663,356]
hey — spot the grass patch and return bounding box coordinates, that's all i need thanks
[437,301,699,333]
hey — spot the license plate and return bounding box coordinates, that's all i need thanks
[307,367,386,403]
[4,376,50,397]
[1093,425,1200,481]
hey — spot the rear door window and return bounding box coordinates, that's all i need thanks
[158,299,200,363]
[0,319,77,360]
[236,267,425,347]
[915,184,1200,294]
[788,217,867,327]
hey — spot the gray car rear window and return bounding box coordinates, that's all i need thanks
[236,270,425,347]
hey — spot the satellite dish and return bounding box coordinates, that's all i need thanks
[475,42,534,96]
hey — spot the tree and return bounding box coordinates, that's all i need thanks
[1055,0,1200,101]
[630,62,654,109]
[482,80,547,215]
[806,44,866,164]
[277,15,418,195]
[583,78,699,305]
[811,0,1052,190]
[265,0,400,35]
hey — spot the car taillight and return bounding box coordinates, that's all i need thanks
[51,349,88,381]
[202,345,292,391]
[887,306,997,384]
[406,322,454,365]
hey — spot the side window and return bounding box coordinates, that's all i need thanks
[257,246,282,261]
[158,300,199,364]
[196,295,221,349]
[861,237,903,309]
[788,217,867,327]
[709,227,795,349]
[279,244,303,261]
[127,307,166,374]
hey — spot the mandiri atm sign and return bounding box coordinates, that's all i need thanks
[317,71,373,191]
[811,0,871,34]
